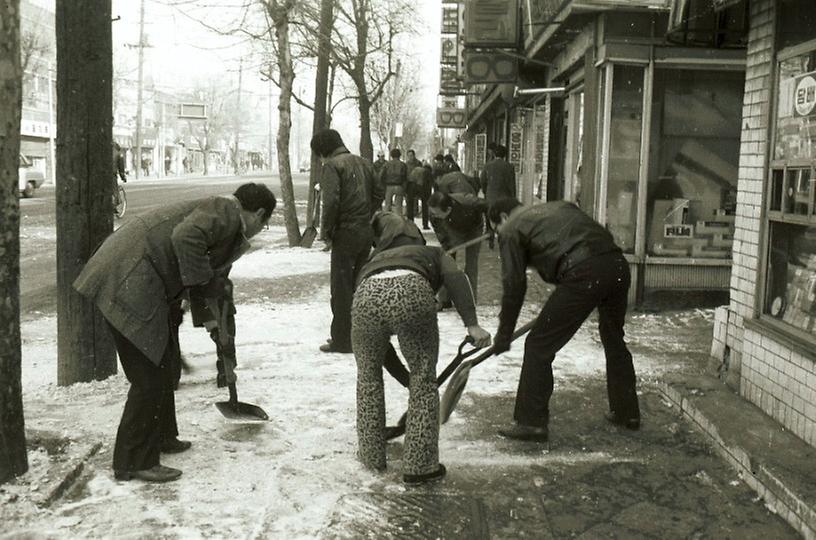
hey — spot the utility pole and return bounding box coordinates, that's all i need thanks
[233,58,243,175]
[134,0,145,179]
[268,64,273,171]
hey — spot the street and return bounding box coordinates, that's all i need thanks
[18,172,310,316]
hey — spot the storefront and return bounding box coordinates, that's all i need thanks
[711,0,816,449]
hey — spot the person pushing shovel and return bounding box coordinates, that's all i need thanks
[74,183,276,483]
[351,213,491,485]
[488,197,640,443]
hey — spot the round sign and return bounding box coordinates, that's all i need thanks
[794,74,816,117]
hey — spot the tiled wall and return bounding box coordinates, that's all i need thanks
[711,0,816,448]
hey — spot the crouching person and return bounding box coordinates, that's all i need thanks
[73,183,276,482]
[351,235,491,485]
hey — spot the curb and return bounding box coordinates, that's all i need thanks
[657,380,816,539]
[37,441,102,508]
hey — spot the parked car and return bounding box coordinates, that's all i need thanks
[18,154,45,198]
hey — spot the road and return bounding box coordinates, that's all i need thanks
[18,172,310,316]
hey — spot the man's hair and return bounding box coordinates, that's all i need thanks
[443,154,455,163]
[427,191,452,212]
[494,145,508,159]
[310,129,345,158]
[234,183,277,221]
[434,153,444,162]
[377,151,385,158]
[487,197,522,226]
[407,149,415,156]
[390,148,401,159]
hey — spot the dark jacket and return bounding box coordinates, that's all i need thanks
[371,211,426,255]
[74,196,250,364]
[405,158,422,178]
[480,158,516,204]
[319,146,379,242]
[380,158,408,187]
[433,193,486,250]
[497,201,621,336]
[357,244,477,326]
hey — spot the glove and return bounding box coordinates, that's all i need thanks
[492,332,512,356]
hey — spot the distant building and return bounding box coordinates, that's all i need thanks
[20,0,56,183]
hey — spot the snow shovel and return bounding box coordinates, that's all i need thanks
[385,337,483,441]
[300,184,321,248]
[439,319,536,424]
[206,298,269,422]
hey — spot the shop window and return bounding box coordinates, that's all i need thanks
[764,37,816,338]
[606,65,644,254]
[646,69,743,258]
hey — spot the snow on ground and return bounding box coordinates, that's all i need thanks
[9,227,714,537]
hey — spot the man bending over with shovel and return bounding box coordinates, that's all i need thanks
[488,197,640,443]
[74,183,276,482]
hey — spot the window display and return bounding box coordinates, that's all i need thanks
[765,222,816,334]
[774,50,816,161]
[645,69,744,258]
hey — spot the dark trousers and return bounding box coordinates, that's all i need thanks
[330,227,374,350]
[418,184,431,229]
[514,252,639,428]
[109,315,181,472]
[405,183,417,220]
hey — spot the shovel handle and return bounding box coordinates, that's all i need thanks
[228,383,238,404]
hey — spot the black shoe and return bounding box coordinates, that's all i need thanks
[319,343,352,353]
[498,423,549,442]
[161,438,192,454]
[403,464,446,485]
[114,465,182,482]
[604,411,641,430]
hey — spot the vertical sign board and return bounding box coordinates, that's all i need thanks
[509,122,523,175]
[475,133,487,171]
[441,4,459,34]
[464,0,520,48]
[441,35,458,65]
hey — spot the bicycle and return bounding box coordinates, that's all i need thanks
[113,181,127,219]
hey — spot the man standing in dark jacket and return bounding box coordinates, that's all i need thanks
[488,197,640,442]
[480,144,516,207]
[404,149,422,220]
[380,148,408,215]
[311,129,380,353]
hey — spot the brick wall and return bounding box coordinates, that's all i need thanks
[711,0,816,448]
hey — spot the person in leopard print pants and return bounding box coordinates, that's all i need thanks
[351,224,491,485]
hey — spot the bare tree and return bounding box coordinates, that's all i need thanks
[55,0,117,386]
[370,58,429,154]
[20,4,52,73]
[325,0,415,160]
[0,0,28,485]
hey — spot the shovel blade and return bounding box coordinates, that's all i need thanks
[215,400,269,422]
[439,363,472,424]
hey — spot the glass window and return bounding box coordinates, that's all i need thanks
[606,65,644,254]
[764,221,816,334]
[774,50,816,161]
[646,69,744,258]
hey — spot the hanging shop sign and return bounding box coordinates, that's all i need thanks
[441,35,458,65]
[793,71,816,118]
[463,50,518,84]
[464,0,519,48]
[509,122,523,174]
[475,133,487,169]
[440,65,467,95]
[442,4,460,34]
[437,107,468,129]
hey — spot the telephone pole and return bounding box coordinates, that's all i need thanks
[134,0,146,179]
[233,58,243,175]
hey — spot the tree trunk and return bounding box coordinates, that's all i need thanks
[55,0,117,386]
[358,90,373,161]
[0,0,28,484]
[270,1,301,246]
[305,0,334,235]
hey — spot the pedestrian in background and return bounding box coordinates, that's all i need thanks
[311,128,380,354]
[431,154,446,193]
[351,231,491,484]
[488,197,640,443]
[481,144,516,207]
[74,183,276,482]
[410,163,433,230]
[443,153,460,173]
[404,149,422,220]
[380,148,408,216]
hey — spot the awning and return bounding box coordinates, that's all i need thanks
[713,0,743,10]
[20,138,48,157]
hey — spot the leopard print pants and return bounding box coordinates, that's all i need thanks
[351,272,440,476]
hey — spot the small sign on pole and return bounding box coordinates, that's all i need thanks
[509,122,523,174]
